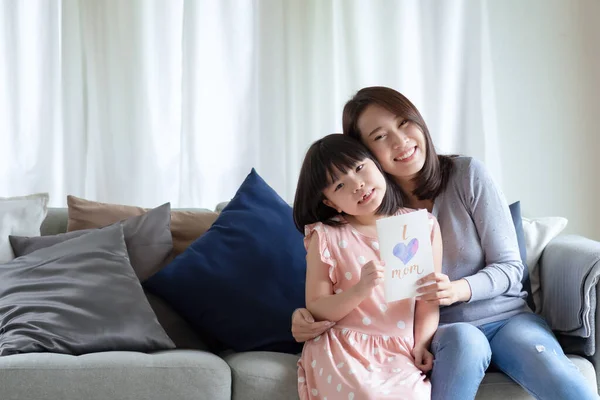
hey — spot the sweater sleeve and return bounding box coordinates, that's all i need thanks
[461,159,524,302]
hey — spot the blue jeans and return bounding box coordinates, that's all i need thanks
[430,312,599,400]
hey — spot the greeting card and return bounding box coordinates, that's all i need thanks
[376,209,434,302]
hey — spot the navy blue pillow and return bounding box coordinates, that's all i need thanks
[144,169,306,353]
[509,201,535,311]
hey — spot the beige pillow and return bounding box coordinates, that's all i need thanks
[66,195,218,256]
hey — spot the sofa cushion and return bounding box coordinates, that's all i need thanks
[10,203,173,282]
[478,355,596,399]
[144,169,306,354]
[66,195,218,256]
[224,351,298,400]
[0,224,174,356]
[0,193,49,262]
[223,351,596,400]
[0,350,231,400]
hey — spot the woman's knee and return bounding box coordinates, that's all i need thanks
[432,323,491,363]
[515,350,597,398]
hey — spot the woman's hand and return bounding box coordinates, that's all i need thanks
[413,346,434,372]
[291,308,335,343]
[416,273,472,306]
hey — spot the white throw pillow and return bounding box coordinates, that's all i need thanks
[522,216,568,311]
[0,193,49,263]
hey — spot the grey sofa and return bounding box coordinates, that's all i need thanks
[0,208,598,400]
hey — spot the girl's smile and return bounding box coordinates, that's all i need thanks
[322,158,387,217]
[358,188,375,205]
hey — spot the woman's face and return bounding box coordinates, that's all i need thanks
[357,104,427,185]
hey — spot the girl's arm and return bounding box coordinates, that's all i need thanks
[414,219,442,350]
[305,235,382,322]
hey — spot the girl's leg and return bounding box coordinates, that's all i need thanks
[430,323,491,400]
[488,312,599,400]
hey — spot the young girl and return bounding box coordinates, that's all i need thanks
[293,134,442,400]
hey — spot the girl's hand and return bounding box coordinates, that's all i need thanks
[291,308,335,343]
[415,273,472,306]
[413,346,434,372]
[354,260,385,296]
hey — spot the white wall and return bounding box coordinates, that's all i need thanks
[488,0,600,240]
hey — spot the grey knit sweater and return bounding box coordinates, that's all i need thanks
[433,157,529,326]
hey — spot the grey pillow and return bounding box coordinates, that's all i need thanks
[0,224,175,356]
[9,203,173,281]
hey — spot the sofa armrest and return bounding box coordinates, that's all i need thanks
[539,235,600,335]
[538,235,600,350]
[538,234,600,398]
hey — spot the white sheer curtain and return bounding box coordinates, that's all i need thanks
[0,0,500,208]
[0,1,63,198]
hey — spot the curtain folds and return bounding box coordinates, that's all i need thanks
[0,0,500,208]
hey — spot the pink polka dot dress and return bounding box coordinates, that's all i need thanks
[298,209,433,400]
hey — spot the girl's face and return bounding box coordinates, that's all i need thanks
[322,158,387,216]
[357,104,427,185]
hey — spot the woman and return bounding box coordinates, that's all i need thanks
[291,87,598,399]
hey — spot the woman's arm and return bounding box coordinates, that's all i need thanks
[291,308,335,342]
[417,158,522,305]
[305,235,383,322]
[413,220,442,349]
[459,159,524,302]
